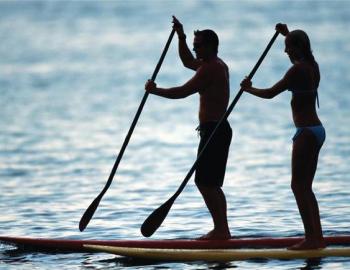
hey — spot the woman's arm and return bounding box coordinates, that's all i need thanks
[240,23,292,99]
[240,78,288,99]
[240,67,296,99]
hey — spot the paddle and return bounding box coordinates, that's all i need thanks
[141,31,280,237]
[79,29,176,232]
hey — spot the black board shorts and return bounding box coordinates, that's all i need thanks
[194,120,232,187]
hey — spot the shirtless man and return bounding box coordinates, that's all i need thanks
[145,16,232,240]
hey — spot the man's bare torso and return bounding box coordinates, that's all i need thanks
[198,57,230,123]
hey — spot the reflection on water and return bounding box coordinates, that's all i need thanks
[1,0,350,269]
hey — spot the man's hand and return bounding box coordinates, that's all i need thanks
[145,80,157,93]
[172,15,185,38]
[275,23,289,36]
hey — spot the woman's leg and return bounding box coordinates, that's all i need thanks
[289,129,325,250]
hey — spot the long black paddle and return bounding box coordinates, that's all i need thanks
[79,29,176,232]
[141,31,280,237]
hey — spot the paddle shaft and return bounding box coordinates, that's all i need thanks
[141,31,279,237]
[102,28,176,192]
[79,29,176,232]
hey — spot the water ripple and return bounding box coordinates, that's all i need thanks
[1,1,350,269]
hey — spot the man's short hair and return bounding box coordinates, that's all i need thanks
[194,29,219,53]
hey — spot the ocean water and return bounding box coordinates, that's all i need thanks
[1,0,350,269]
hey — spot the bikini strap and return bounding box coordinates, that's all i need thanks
[289,88,320,108]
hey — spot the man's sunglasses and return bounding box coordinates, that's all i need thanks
[193,42,204,49]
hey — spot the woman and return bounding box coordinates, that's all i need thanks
[240,23,326,250]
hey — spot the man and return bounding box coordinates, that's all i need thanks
[145,16,232,240]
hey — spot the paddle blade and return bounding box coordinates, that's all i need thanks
[79,195,102,232]
[141,198,174,237]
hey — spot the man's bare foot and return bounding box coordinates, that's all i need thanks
[197,229,231,240]
[288,238,326,250]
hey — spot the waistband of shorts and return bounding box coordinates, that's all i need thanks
[196,119,230,131]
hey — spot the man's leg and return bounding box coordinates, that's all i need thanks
[197,185,231,240]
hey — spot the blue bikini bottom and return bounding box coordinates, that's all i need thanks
[292,125,326,147]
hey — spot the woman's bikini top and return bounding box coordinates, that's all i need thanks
[288,88,320,108]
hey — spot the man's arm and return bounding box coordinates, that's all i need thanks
[173,16,201,71]
[145,65,208,99]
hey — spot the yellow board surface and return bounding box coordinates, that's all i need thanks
[84,244,350,261]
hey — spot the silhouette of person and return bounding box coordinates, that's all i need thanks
[241,23,326,250]
[145,16,232,240]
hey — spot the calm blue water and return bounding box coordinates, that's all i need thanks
[1,0,350,269]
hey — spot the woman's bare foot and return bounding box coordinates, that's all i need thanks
[288,238,326,250]
[198,229,231,240]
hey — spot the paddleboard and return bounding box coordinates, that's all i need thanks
[84,245,350,261]
[1,235,350,252]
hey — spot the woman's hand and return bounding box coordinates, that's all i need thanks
[145,80,157,93]
[240,77,252,91]
[275,23,289,36]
